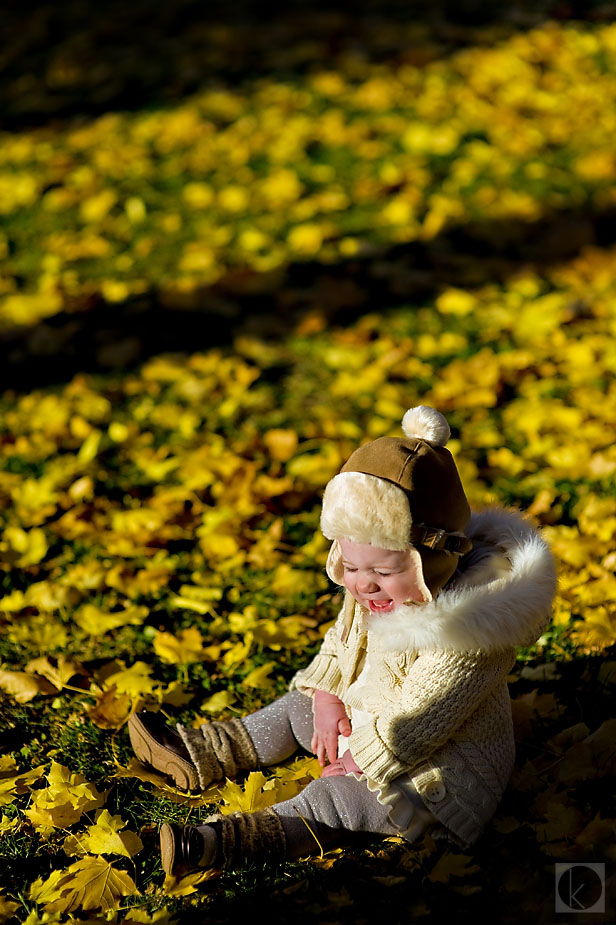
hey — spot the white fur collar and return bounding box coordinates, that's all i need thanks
[360,509,557,653]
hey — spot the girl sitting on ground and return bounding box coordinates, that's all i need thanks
[128,405,556,876]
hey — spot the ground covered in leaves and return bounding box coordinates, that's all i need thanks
[1,1,616,923]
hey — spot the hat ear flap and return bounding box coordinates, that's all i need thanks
[326,539,345,584]
[407,547,433,604]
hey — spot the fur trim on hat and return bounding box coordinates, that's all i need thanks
[402,406,450,447]
[320,471,411,550]
[361,508,557,652]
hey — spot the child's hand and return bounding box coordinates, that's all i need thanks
[321,750,362,778]
[311,689,352,767]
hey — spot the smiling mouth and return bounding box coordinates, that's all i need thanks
[367,599,394,613]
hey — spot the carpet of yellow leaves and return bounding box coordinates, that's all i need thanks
[1,3,616,923]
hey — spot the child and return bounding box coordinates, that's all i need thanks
[128,406,557,877]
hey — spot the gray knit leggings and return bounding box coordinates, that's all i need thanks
[239,690,424,858]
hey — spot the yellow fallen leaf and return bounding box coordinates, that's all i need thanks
[153,628,204,665]
[6,614,69,652]
[114,758,171,789]
[242,662,276,689]
[1,526,48,566]
[28,856,138,914]
[25,656,84,691]
[0,756,46,806]
[88,687,133,730]
[74,604,148,636]
[0,589,26,613]
[113,758,218,807]
[0,814,20,838]
[162,868,219,897]
[168,596,214,616]
[63,809,143,858]
[100,662,160,698]
[25,761,107,829]
[221,634,253,671]
[263,429,298,462]
[269,755,322,783]
[198,690,237,714]
[534,802,586,843]
[76,430,102,465]
[0,668,55,703]
[0,893,19,921]
[216,771,279,815]
[120,906,180,923]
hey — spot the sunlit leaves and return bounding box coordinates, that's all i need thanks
[152,628,205,665]
[28,856,138,914]
[0,668,55,704]
[0,9,615,922]
[0,756,46,807]
[214,757,321,815]
[25,762,107,830]
[4,21,616,325]
[73,604,149,636]
[63,810,143,859]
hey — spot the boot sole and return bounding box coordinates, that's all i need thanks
[159,823,178,876]
[128,713,199,790]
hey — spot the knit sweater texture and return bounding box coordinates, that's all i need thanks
[291,509,557,846]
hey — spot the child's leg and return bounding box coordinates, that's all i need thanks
[164,776,415,875]
[270,775,401,858]
[240,689,314,763]
[168,690,314,789]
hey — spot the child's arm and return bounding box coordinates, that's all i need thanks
[311,689,351,767]
[290,619,344,700]
[348,648,514,786]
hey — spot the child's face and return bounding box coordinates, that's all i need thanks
[339,538,427,614]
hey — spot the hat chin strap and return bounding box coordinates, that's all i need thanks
[410,524,473,556]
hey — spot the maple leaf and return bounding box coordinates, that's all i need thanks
[63,809,143,858]
[100,662,160,698]
[0,668,55,703]
[152,628,204,665]
[216,771,279,815]
[25,761,107,829]
[162,868,219,897]
[0,893,19,922]
[242,661,276,689]
[160,680,194,707]
[25,656,84,691]
[73,604,148,635]
[88,687,133,730]
[0,756,46,806]
[198,690,237,714]
[113,759,217,807]
[0,815,19,836]
[28,856,138,914]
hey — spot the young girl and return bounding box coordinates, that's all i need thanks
[128,406,557,877]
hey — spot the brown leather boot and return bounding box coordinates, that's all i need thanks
[160,808,286,877]
[128,711,199,790]
[128,710,259,790]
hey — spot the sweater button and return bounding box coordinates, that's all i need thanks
[424,781,446,802]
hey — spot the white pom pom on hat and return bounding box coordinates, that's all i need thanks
[401,405,450,447]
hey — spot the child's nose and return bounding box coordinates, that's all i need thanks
[357,574,378,593]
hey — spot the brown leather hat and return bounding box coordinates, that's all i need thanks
[321,406,472,599]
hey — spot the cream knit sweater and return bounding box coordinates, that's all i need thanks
[291,509,557,846]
